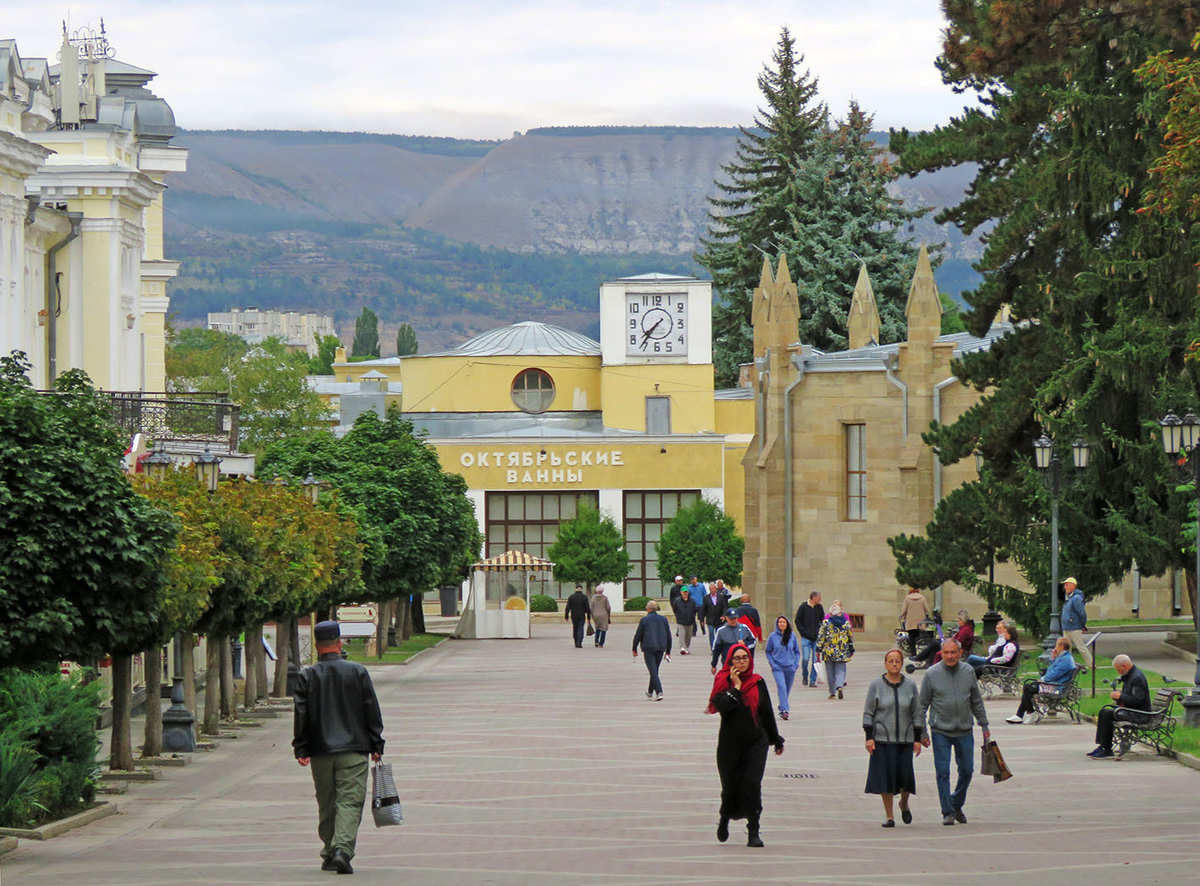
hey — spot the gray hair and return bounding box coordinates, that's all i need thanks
[957,609,970,621]
[1113,653,1132,669]
[646,600,659,612]
[941,638,961,652]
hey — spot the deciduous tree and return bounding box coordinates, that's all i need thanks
[351,308,381,359]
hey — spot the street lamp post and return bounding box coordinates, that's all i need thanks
[284,473,324,696]
[973,451,1003,639]
[1032,433,1090,656]
[1158,411,1200,727]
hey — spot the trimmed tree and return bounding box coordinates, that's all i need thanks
[697,26,826,386]
[546,502,630,594]
[656,497,744,588]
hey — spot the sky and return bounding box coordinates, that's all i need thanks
[11,2,974,139]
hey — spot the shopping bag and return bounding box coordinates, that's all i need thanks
[371,762,403,827]
[980,740,999,777]
[988,740,1013,782]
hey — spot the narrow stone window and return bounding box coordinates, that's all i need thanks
[846,424,866,521]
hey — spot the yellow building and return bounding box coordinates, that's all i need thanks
[324,274,754,600]
[0,27,186,392]
[742,251,1180,643]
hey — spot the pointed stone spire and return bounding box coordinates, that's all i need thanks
[751,254,801,361]
[848,263,881,349]
[904,244,941,345]
[992,303,1012,326]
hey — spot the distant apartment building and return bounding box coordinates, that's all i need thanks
[207,308,337,357]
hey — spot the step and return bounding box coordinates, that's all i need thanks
[100,768,160,782]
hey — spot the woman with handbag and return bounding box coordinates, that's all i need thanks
[816,601,854,699]
[590,588,611,648]
[863,649,923,826]
[706,642,784,848]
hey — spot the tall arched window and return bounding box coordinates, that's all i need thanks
[511,368,555,413]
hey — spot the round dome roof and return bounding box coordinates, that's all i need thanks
[435,321,600,357]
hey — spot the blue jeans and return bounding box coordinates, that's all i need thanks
[771,666,796,712]
[965,654,988,668]
[800,638,818,683]
[594,628,607,647]
[931,732,974,816]
[825,661,846,695]
[644,650,664,695]
[572,618,586,647]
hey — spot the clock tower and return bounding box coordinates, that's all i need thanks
[598,273,715,434]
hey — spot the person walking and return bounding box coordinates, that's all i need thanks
[632,600,672,700]
[671,587,701,654]
[764,616,801,720]
[293,621,386,875]
[901,587,931,655]
[711,608,756,673]
[1007,636,1077,724]
[918,638,990,826]
[795,591,824,687]
[863,649,923,827]
[1061,577,1093,669]
[707,642,784,848]
[564,584,592,648]
[668,575,685,607]
[1087,653,1150,758]
[590,588,612,648]
[702,581,731,651]
[816,601,854,699]
[736,593,764,642]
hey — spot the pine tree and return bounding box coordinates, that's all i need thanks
[546,502,630,593]
[887,2,1200,632]
[697,27,825,386]
[395,323,418,356]
[351,307,381,359]
[775,101,934,351]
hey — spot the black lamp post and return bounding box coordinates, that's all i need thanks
[1032,432,1090,656]
[194,445,221,494]
[973,450,1003,639]
[1158,410,1200,727]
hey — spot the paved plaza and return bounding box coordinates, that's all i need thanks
[4,625,1200,885]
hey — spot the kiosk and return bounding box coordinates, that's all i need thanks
[453,550,554,639]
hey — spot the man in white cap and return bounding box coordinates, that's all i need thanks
[1060,577,1092,668]
[669,575,685,607]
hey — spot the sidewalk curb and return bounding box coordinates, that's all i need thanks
[0,801,118,841]
[0,836,16,855]
[399,636,449,666]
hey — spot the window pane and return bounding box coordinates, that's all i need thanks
[646,496,662,519]
[625,494,642,518]
[525,495,542,520]
[488,526,505,544]
[646,524,662,542]
[681,492,698,508]
[627,579,644,596]
[627,542,643,561]
[626,524,643,541]
[662,496,678,518]
[488,495,506,520]
[561,497,576,519]
[544,496,559,520]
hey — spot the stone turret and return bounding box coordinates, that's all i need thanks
[904,244,941,345]
[848,263,881,349]
[751,254,800,362]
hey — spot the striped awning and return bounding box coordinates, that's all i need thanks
[473,550,556,572]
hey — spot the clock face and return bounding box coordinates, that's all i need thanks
[625,292,688,356]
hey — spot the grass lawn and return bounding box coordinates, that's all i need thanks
[343,633,448,664]
[1009,651,1200,758]
[1088,617,1194,627]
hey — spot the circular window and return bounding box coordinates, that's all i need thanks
[511,368,555,414]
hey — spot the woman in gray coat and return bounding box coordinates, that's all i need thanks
[862,649,923,826]
[590,590,612,648]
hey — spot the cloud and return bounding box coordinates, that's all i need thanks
[8,1,972,137]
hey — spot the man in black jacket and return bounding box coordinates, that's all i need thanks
[293,621,386,875]
[564,585,592,648]
[795,591,824,687]
[632,600,672,700]
[1088,653,1151,759]
[701,582,732,652]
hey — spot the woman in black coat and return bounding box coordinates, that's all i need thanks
[706,642,784,847]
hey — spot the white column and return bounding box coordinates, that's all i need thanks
[597,488,625,600]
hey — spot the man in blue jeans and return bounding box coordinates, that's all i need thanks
[918,638,990,826]
[794,591,824,686]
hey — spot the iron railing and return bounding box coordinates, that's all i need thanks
[102,391,240,452]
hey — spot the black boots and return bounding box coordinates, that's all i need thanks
[716,816,730,842]
[747,814,764,848]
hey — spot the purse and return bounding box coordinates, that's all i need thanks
[981,740,1013,782]
[371,761,403,827]
[586,623,595,636]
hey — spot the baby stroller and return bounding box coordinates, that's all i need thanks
[894,614,943,673]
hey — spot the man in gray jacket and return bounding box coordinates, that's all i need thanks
[918,638,990,826]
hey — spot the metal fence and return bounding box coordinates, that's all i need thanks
[102,391,240,452]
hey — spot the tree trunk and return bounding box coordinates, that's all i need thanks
[243,625,259,711]
[272,617,292,698]
[142,645,163,758]
[1188,569,1198,622]
[397,595,413,641]
[256,625,269,700]
[220,638,236,720]
[411,594,426,634]
[202,637,222,735]
[109,654,134,771]
[182,632,197,718]
[375,600,392,660]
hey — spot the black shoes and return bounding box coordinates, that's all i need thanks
[900,807,913,825]
[716,818,729,843]
[321,857,337,872]
[747,832,764,848]
[881,819,895,828]
[329,849,353,874]
[954,808,967,824]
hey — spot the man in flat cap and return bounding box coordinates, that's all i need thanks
[293,620,386,875]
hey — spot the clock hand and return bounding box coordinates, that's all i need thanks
[641,318,664,344]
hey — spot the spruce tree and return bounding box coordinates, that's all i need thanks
[775,101,933,351]
[395,323,418,356]
[887,2,1200,631]
[351,307,381,359]
[697,27,825,385]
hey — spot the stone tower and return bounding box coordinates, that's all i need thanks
[848,263,881,349]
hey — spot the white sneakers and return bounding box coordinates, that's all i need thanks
[1006,713,1037,724]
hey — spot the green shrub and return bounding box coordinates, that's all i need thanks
[529,594,558,612]
[624,595,651,612]
[0,669,102,828]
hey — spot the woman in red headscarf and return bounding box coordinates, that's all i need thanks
[706,642,785,847]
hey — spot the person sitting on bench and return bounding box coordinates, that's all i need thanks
[1088,654,1150,759]
[911,610,973,667]
[965,621,1018,676]
[1006,637,1076,724]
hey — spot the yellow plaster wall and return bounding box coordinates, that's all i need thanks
[400,355,600,412]
[600,363,715,432]
[144,177,165,260]
[723,441,747,533]
[141,284,166,392]
[433,440,725,492]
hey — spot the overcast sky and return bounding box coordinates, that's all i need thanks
[11,2,974,138]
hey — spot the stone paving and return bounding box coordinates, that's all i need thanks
[5,624,1200,885]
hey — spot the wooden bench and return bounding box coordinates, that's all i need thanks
[1106,688,1180,758]
[1028,668,1083,724]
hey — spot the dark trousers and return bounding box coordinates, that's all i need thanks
[571,618,586,647]
[1016,681,1039,717]
[644,650,665,695]
[1096,707,1140,750]
[717,733,768,828]
[594,628,607,647]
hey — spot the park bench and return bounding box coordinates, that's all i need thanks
[1027,667,1083,724]
[1108,687,1180,758]
[978,657,1023,698]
